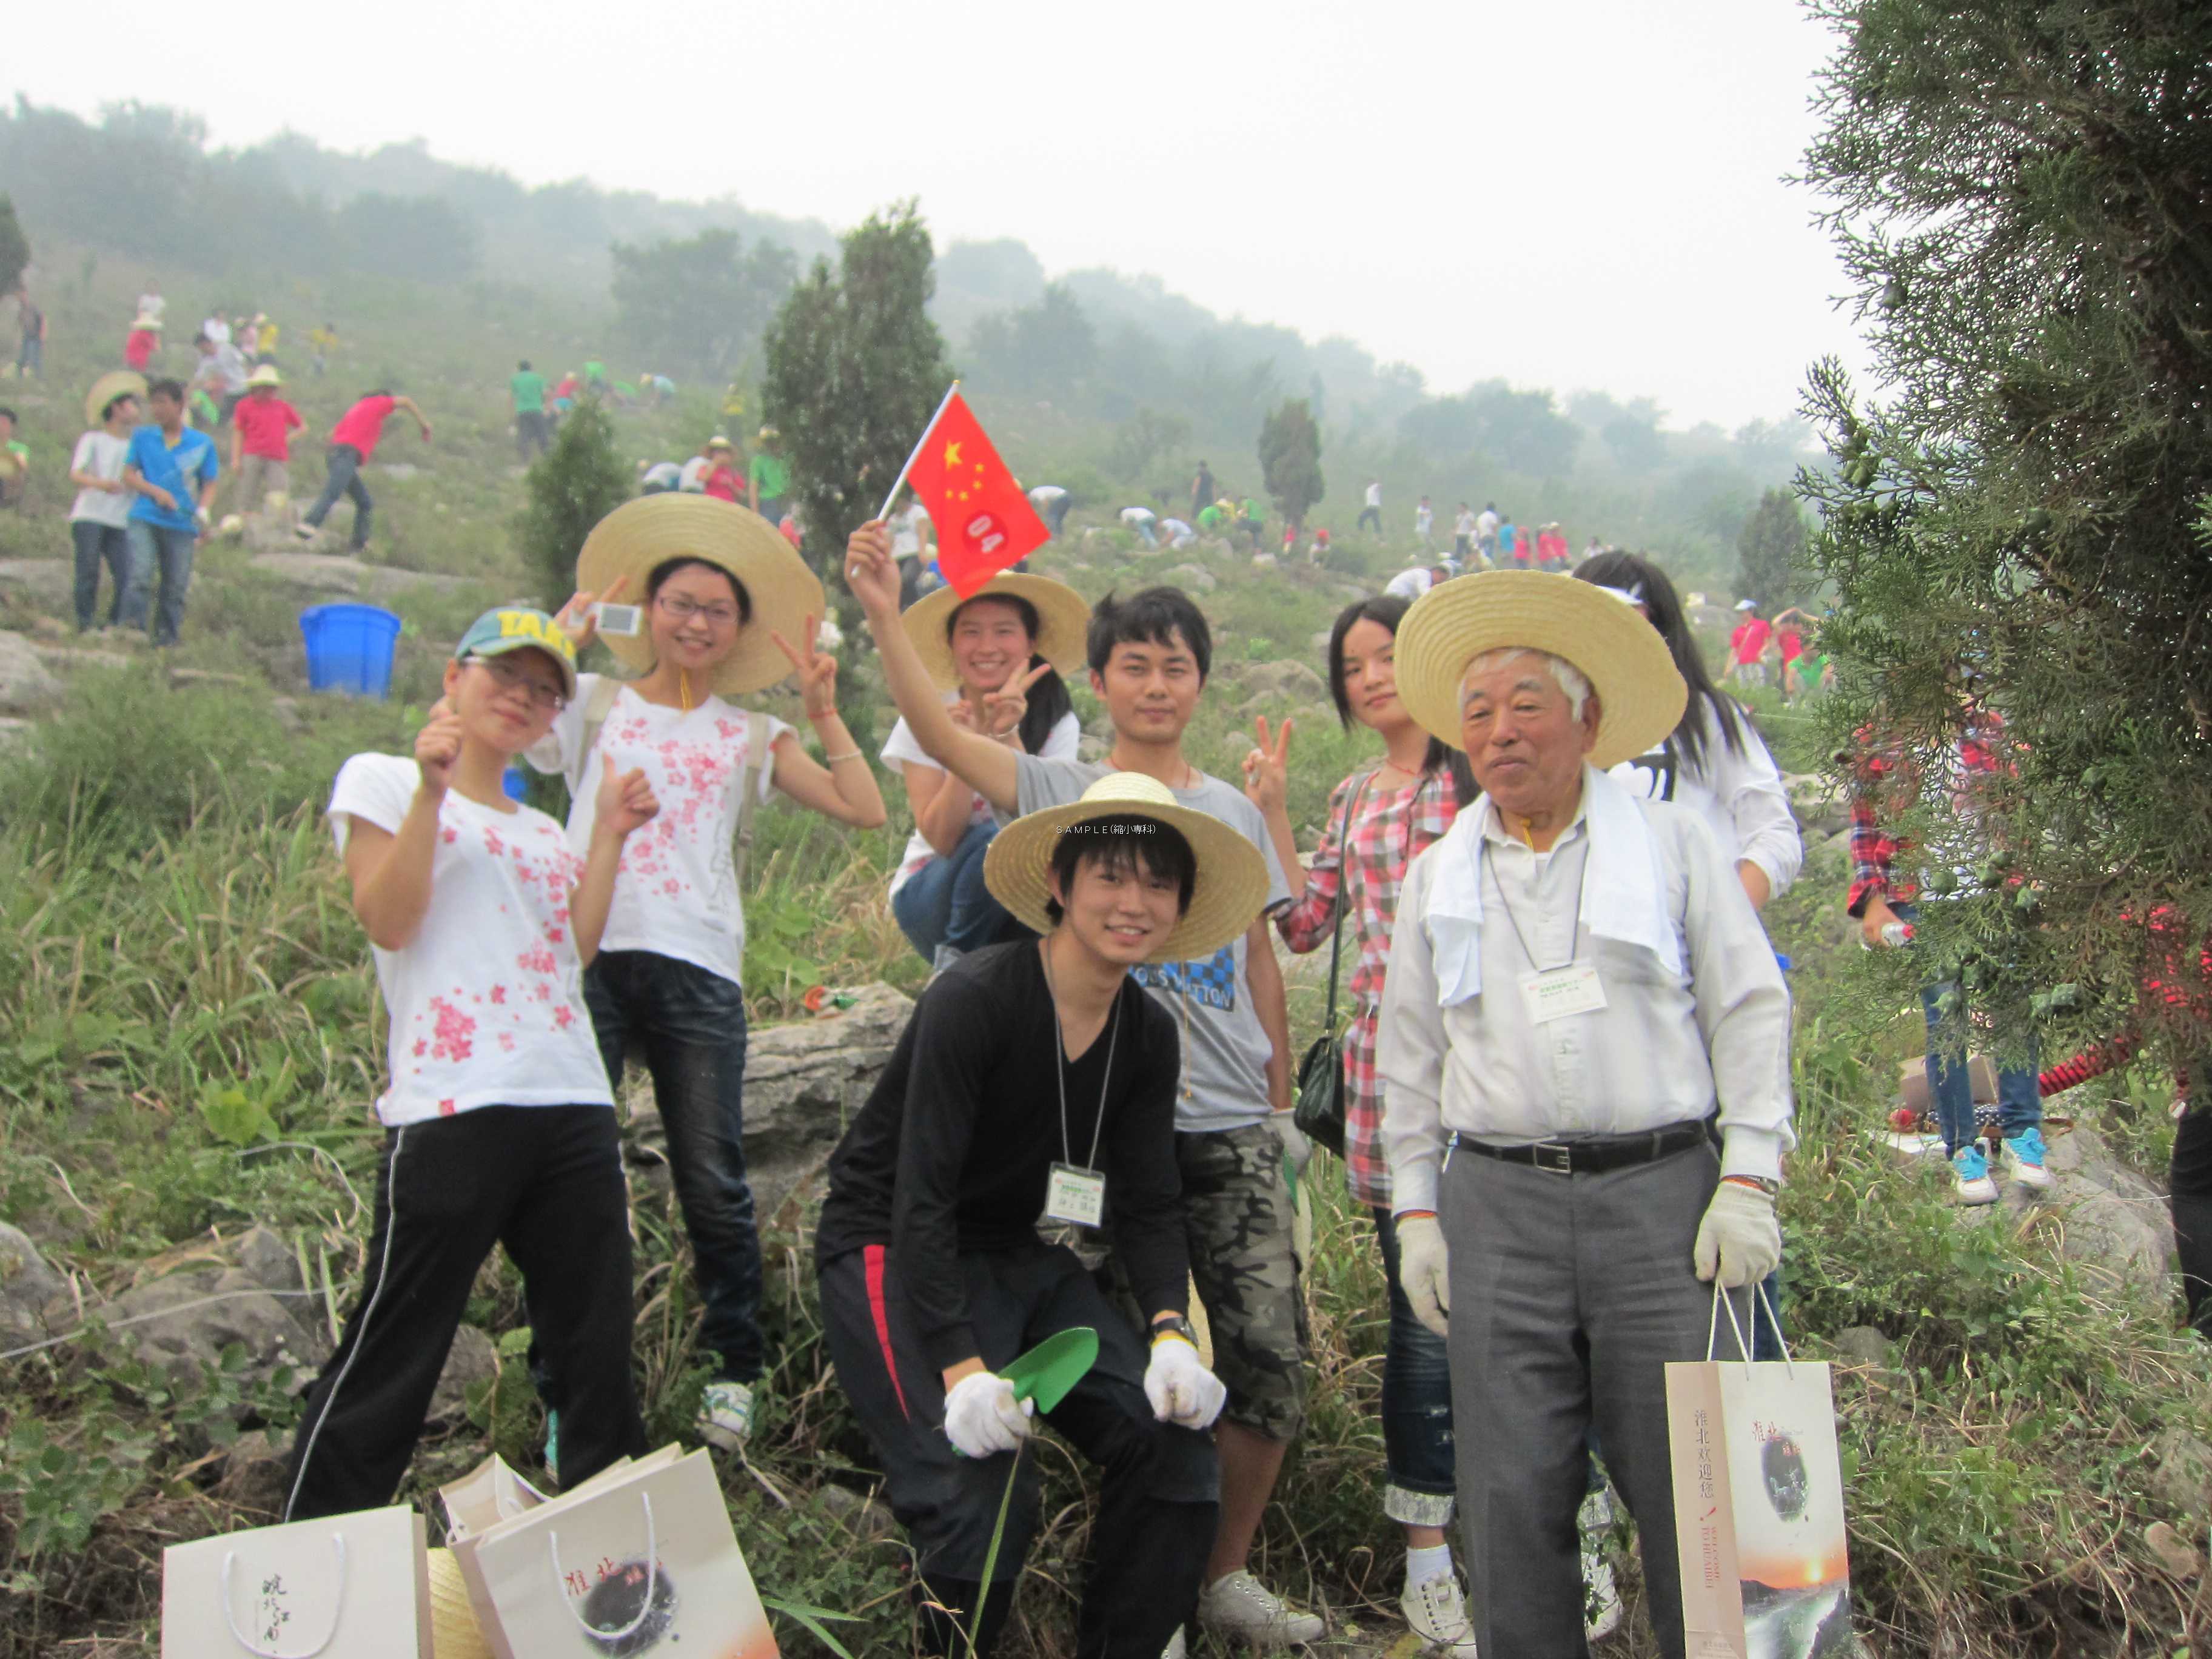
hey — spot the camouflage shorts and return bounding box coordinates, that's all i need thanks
[1179,1120,1309,1441]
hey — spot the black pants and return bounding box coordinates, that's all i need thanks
[2172,1088,2212,1335]
[283,1105,645,1521]
[1358,506,1382,534]
[818,1239,1218,1658]
[517,409,549,460]
[586,950,765,1381]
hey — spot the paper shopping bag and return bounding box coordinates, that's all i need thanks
[161,1504,431,1658]
[1666,1292,1856,1659]
[462,1447,779,1659]
[438,1453,548,1544]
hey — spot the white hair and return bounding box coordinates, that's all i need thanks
[1460,648,1592,719]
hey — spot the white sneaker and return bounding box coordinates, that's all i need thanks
[697,1379,756,1450]
[1400,1567,1480,1654]
[1196,1569,1325,1647]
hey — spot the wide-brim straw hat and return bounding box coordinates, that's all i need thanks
[984,771,1271,962]
[1394,569,1686,770]
[85,370,147,427]
[576,494,824,697]
[245,364,282,389]
[902,572,1091,691]
[427,1548,494,1659]
[132,313,163,331]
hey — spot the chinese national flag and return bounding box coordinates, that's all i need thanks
[901,390,1050,597]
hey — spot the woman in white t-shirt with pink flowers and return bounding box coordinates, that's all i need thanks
[286,606,662,1521]
[877,572,1088,968]
[528,495,885,1455]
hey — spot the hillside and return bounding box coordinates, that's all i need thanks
[0,237,2206,1659]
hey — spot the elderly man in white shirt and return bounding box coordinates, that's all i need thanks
[1376,571,1794,1659]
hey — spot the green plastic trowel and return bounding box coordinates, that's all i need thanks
[1001,1326,1099,1412]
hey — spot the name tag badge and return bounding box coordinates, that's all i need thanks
[1044,1162,1107,1228]
[1518,962,1608,1025]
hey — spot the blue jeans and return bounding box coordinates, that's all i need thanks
[1900,902,2041,1155]
[1370,1207,1458,1526]
[304,443,372,548]
[70,519,132,630]
[120,520,197,646]
[584,951,764,1382]
[16,336,40,377]
[889,820,1031,964]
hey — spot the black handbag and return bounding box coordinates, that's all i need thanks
[1293,776,1370,1159]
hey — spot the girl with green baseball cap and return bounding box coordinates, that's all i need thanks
[283,607,663,1521]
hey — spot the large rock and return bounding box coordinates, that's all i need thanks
[2147,1427,2212,1518]
[1235,659,1332,708]
[0,1221,69,1347]
[0,629,64,712]
[625,982,914,1231]
[214,1428,293,1515]
[1965,1124,2172,1301]
[247,551,477,598]
[1162,563,1218,594]
[429,1324,498,1425]
[0,557,72,609]
[112,1267,321,1393]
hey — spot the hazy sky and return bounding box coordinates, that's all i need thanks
[12,0,1871,429]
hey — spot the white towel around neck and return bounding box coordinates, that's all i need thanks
[1425,763,1682,1006]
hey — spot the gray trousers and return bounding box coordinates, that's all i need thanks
[1441,1136,1738,1659]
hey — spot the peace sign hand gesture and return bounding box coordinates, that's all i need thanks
[770,614,839,720]
[979,661,1054,744]
[1241,714,1294,814]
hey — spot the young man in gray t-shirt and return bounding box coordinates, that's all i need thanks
[844,521,1327,1649]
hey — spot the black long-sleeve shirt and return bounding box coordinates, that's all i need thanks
[817,940,1188,1371]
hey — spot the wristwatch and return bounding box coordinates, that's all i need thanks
[1151,1314,1199,1347]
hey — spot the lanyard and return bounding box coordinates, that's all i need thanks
[1043,945,1122,1170]
[1488,834,1589,973]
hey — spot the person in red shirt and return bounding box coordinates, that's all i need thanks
[295,389,432,551]
[124,315,163,374]
[700,435,743,503]
[230,365,306,517]
[1724,600,1773,688]
[1772,608,1812,700]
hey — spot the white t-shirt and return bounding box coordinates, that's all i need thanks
[137,292,166,322]
[1384,566,1434,600]
[1607,712,1804,900]
[1028,485,1067,506]
[1455,510,1477,536]
[1364,481,1382,508]
[1120,506,1156,528]
[880,695,1081,897]
[528,676,793,987]
[69,431,132,527]
[892,501,934,558]
[327,753,612,1127]
[1160,518,1195,546]
[1415,504,1433,532]
[1476,509,1499,539]
[677,456,712,492]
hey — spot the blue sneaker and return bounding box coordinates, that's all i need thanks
[2005,1127,2053,1190]
[1952,1145,1999,1205]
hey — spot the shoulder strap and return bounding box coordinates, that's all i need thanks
[731,709,765,891]
[575,677,623,782]
[1319,773,1374,1031]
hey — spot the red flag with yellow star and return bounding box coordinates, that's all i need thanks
[900,390,1050,597]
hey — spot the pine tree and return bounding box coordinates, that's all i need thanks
[0,195,28,296]
[1800,0,2212,1064]
[1258,399,1324,532]
[1734,488,1809,611]
[510,400,631,615]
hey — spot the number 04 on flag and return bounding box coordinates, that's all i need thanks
[883,386,1050,597]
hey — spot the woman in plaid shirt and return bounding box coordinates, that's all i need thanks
[1248,594,1486,1650]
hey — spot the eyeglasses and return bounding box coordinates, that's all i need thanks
[656,594,741,628]
[467,654,568,711]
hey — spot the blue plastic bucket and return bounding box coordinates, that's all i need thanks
[300,603,403,699]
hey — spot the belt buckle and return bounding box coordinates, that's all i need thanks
[1532,1139,1575,1176]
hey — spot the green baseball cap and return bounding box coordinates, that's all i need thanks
[455,606,579,700]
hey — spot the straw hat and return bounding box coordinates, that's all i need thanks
[132,312,163,331]
[982,771,1270,961]
[427,1549,494,1659]
[85,370,148,427]
[575,494,825,697]
[706,434,734,453]
[1393,569,1686,769]
[245,364,283,389]
[902,572,1091,691]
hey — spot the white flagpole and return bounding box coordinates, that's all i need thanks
[876,381,961,523]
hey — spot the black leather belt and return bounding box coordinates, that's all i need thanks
[1449,1119,1714,1176]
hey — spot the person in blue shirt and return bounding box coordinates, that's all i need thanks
[120,378,220,647]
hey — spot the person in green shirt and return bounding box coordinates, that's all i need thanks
[583,360,608,397]
[1196,501,1226,534]
[0,406,25,509]
[749,426,792,521]
[511,360,549,461]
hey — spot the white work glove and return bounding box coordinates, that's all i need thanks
[942,1370,1033,1459]
[1272,1113,1313,1180]
[1396,1213,1451,1338]
[1144,1335,1227,1430]
[1693,1181,1782,1289]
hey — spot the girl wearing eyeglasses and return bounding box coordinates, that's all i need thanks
[527,496,885,1459]
[286,607,660,1520]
